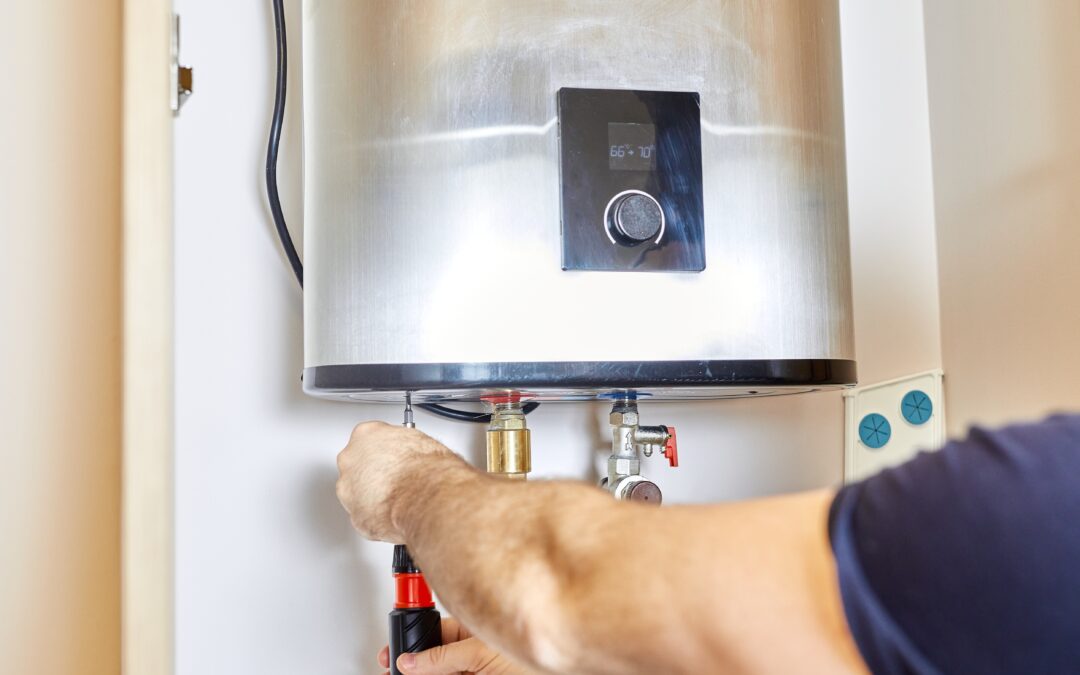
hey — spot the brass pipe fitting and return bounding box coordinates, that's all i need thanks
[485,401,531,479]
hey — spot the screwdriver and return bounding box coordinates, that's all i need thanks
[388,392,441,675]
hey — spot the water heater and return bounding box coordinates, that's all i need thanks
[300,0,855,403]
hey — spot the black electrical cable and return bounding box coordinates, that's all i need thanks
[417,401,540,424]
[266,2,539,423]
[266,0,304,288]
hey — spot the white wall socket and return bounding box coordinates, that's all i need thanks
[843,369,945,483]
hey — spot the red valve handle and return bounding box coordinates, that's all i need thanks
[662,426,678,467]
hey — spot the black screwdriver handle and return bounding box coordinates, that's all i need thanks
[389,606,442,675]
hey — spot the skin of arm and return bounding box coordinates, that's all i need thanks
[336,422,867,675]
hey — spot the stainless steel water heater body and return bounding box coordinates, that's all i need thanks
[302,0,856,402]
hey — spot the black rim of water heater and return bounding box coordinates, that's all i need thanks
[304,359,857,396]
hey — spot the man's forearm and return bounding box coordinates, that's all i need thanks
[363,437,865,675]
[394,454,626,673]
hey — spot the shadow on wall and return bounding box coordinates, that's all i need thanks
[302,465,386,670]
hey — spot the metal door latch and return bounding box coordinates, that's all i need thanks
[171,14,193,114]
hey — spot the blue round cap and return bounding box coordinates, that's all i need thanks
[901,389,933,425]
[859,413,892,449]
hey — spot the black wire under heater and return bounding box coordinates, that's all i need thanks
[265,0,538,423]
[417,401,541,424]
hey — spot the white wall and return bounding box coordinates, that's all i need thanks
[173,1,940,673]
[923,0,1080,435]
[0,3,122,674]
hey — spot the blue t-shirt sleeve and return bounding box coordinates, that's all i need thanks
[829,414,1080,675]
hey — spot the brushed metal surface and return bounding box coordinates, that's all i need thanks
[302,0,854,393]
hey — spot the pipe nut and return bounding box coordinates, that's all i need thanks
[609,457,640,476]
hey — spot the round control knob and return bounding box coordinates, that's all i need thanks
[605,191,665,245]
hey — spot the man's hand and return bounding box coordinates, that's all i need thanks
[377,618,531,675]
[335,421,461,542]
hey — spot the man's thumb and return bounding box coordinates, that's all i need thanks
[398,637,492,674]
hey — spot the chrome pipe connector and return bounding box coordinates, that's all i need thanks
[602,398,678,503]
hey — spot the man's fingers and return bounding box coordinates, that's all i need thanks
[397,637,494,674]
[349,419,387,441]
[383,619,471,673]
[440,617,472,644]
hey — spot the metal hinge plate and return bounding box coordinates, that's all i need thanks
[171,14,193,114]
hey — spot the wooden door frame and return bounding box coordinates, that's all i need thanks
[122,0,174,673]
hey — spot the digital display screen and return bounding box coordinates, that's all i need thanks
[608,123,657,171]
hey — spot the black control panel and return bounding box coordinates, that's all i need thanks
[558,88,705,272]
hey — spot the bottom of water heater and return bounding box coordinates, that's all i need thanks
[302,359,857,403]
